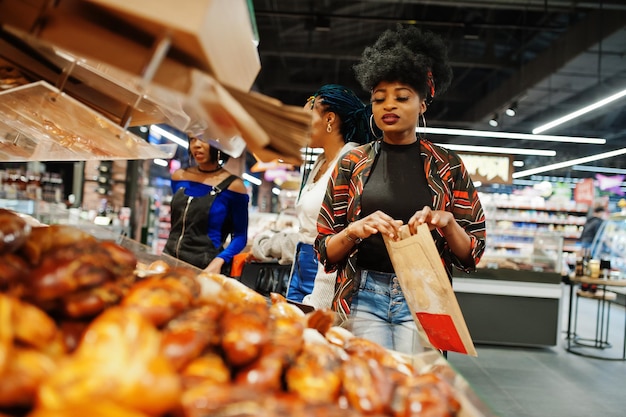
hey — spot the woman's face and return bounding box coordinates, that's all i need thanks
[304,96,329,149]
[371,81,425,142]
[189,137,211,164]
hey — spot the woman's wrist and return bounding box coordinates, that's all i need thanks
[343,226,362,245]
[440,217,459,236]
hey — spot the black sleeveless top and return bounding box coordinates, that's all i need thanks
[163,175,237,269]
[357,140,432,272]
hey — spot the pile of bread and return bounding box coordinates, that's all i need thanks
[0,208,461,417]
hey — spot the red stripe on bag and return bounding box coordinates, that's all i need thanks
[416,312,467,354]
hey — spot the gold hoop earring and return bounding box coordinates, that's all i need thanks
[326,123,332,133]
[418,113,426,140]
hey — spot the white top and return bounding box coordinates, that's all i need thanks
[295,142,357,245]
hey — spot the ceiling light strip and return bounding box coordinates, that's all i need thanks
[512,148,626,179]
[150,124,188,149]
[532,88,626,134]
[436,143,556,156]
[572,165,626,175]
[421,127,605,144]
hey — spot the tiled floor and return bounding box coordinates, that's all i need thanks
[447,284,626,417]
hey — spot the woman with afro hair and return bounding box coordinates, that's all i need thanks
[315,25,486,354]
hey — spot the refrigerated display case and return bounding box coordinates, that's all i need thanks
[590,214,626,277]
[589,213,626,304]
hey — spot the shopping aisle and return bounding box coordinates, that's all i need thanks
[447,285,626,417]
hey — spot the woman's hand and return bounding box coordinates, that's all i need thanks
[204,257,225,275]
[325,210,403,264]
[407,207,455,235]
[408,206,473,265]
[348,210,403,241]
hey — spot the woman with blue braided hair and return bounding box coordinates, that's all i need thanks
[286,84,374,306]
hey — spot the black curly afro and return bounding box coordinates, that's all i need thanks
[354,24,452,104]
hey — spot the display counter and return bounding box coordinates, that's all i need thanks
[454,269,563,347]
[455,229,565,347]
[0,211,497,417]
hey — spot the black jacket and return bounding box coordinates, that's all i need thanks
[580,216,603,247]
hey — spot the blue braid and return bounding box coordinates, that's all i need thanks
[312,84,375,144]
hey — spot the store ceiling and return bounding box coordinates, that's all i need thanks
[250,0,626,182]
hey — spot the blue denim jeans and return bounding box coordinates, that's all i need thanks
[286,242,318,302]
[349,269,423,354]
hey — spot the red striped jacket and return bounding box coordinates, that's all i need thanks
[315,139,487,321]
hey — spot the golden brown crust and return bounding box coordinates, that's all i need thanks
[0,218,464,417]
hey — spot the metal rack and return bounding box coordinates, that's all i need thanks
[566,276,626,361]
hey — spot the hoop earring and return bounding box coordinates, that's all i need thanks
[326,123,332,133]
[418,113,426,140]
[369,114,382,140]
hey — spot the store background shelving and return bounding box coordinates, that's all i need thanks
[479,192,589,273]
[452,192,576,347]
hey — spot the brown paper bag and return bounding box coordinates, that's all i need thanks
[383,224,477,356]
